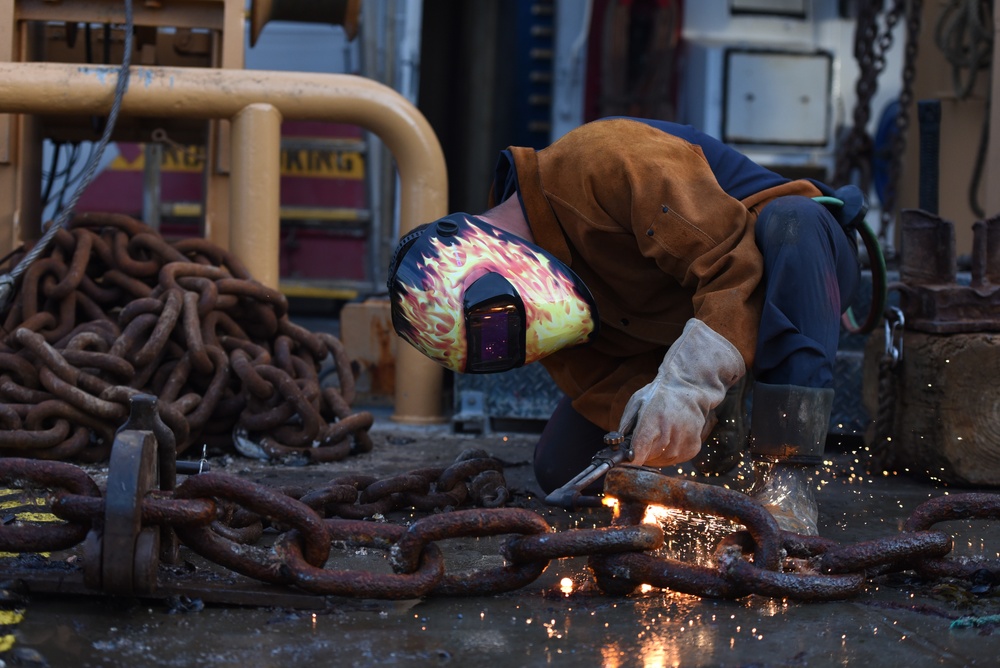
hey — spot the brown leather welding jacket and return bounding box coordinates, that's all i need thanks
[488,118,824,432]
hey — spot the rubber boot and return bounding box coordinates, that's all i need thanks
[691,376,749,475]
[748,382,834,536]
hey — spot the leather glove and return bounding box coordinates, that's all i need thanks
[618,319,745,468]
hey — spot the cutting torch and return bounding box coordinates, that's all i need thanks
[544,415,636,509]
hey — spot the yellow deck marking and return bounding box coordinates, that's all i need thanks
[10,512,57,523]
[0,609,25,653]
[0,498,47,510]
[0,610,24,626]
[0,491,57,557]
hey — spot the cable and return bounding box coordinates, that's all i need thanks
[39,140,62,212]
[0,0,134,313]
[842,218,889,335]
[50,142,97,214]
[934,0,992,100]
[934,0,993,217]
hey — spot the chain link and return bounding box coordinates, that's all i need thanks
[835,0,923,254]
[4,457,1000,602]
[0,214,372,463]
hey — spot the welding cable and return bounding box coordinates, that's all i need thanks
[934,0,992,101]
[935,0,993,217]
[846,217,889,335]
[0,0,134,315]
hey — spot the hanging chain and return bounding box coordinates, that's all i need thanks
[882,1,924,253]
[835,0,923,256]
[835,0,903,189]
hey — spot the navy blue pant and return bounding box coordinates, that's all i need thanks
[533,195,861,494]
[753,196,859,387]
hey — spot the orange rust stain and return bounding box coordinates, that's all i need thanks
[370,317,396,395]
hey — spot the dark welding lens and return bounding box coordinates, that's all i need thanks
[464,274,525,373]
[467,305,522,372]
[473,309,511,360]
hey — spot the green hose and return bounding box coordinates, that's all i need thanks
[845,218,888,335]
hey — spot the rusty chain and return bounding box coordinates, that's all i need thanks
[2,456,1000,603]
[835,0,922,253]
[0,213,371,463]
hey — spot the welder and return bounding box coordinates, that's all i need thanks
[387,117,863,536]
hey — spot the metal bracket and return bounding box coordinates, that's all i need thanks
[452,390,487,434]
[84,429,160,597]
[884,306,904,368]
[898,210,1000,333]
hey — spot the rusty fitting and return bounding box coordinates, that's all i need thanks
[899,209,956,286]
[897,209,1000,333]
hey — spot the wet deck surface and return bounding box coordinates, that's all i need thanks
[8,419,1000,667]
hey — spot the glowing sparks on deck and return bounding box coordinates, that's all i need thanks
[602,496,743,568]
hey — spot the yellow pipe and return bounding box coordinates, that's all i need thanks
[231,103,282,286]
[0,62,446,424]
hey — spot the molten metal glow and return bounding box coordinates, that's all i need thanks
[393,222,595,371]
[604,496,620,520]
[643,504,675,526]
[642,504,744,568]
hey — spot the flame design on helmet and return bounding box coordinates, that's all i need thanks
[389,215,598,372]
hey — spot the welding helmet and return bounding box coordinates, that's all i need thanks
[387,213,599,373]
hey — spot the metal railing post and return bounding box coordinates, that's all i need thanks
[231,103,282,288]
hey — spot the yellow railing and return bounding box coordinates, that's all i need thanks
[0,62,447,424]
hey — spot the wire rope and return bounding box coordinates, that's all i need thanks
[0,0,134,313]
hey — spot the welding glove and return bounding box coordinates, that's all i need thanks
[619,319,745,468]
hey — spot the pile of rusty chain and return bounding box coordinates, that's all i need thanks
[0,212,370,463]
[1,457,999,602]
